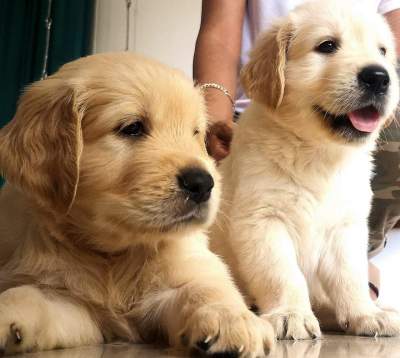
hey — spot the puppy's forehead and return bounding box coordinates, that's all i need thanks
[139,77,206,129]
[69,53,207,132]
[292,1,394,49]
[112,59,204,125]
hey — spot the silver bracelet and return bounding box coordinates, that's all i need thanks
[199,82,235,111]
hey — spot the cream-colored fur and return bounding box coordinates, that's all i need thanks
[211,0,400,339]
[0,53,273,356]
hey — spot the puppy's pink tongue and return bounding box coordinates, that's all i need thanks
[348,106,380,132]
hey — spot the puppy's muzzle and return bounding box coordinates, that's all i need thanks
[358,65,390,96]
[177,168,214,204]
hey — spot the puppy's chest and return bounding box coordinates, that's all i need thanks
[82,255,162,313]
[295,162,372,243]
[285,162,372,276]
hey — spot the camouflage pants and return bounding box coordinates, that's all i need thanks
[369,120,400,257]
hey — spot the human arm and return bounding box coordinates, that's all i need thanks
[193,0,246,161]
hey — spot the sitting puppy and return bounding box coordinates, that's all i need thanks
[211,0,400,339]
[0,53,273,356]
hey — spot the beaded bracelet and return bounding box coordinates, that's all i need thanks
[199,82,235,111]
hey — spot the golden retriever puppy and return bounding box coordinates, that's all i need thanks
[0,53,273,356]
[211,0,400,339]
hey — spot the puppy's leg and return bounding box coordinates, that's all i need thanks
[143,242,274,357]
[0,285,103,354]
[319,223,400,336]
[230,218,321,340]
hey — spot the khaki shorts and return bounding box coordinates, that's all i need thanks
[369,119,400,257]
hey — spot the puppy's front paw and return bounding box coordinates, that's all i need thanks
[0,286,50,355]
[0,321,39,355]
[263,310,321,340]
[339,307,400,337]
[180,305,274,357]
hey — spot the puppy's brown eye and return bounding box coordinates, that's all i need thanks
[194,128,200,136]
[119,122,145,137]
[315,40,338,54]
[380,47,387,56]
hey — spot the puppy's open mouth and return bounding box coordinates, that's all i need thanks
[314,104,382,138]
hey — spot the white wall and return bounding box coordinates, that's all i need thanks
[93,0,202,77]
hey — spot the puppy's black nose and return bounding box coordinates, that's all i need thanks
[178,168,214,204]
[358,65,390,95]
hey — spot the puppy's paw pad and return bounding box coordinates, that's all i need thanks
[264,311,321,340]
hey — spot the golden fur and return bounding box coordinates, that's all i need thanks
[0,53,273,356]
[211,0,400,339]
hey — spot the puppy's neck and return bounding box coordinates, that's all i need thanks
[265,105,377,155]
[242,103,375,177]
[45,204,192,259]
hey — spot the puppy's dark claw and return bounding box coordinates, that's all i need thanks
[196,335,219,352]
[196,340,211,352]
[250,304,260,315]
[343,320,350,330]
[10,324,22,344]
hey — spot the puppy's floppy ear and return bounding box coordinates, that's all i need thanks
[241,19,293,109]
[0,78,84,213]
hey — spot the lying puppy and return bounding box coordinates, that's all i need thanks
[0,53,273,356]
[211,0,400,339]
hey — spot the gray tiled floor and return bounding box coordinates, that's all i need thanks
[13,334,400,358]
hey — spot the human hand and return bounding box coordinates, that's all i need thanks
[206,120,233,162]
